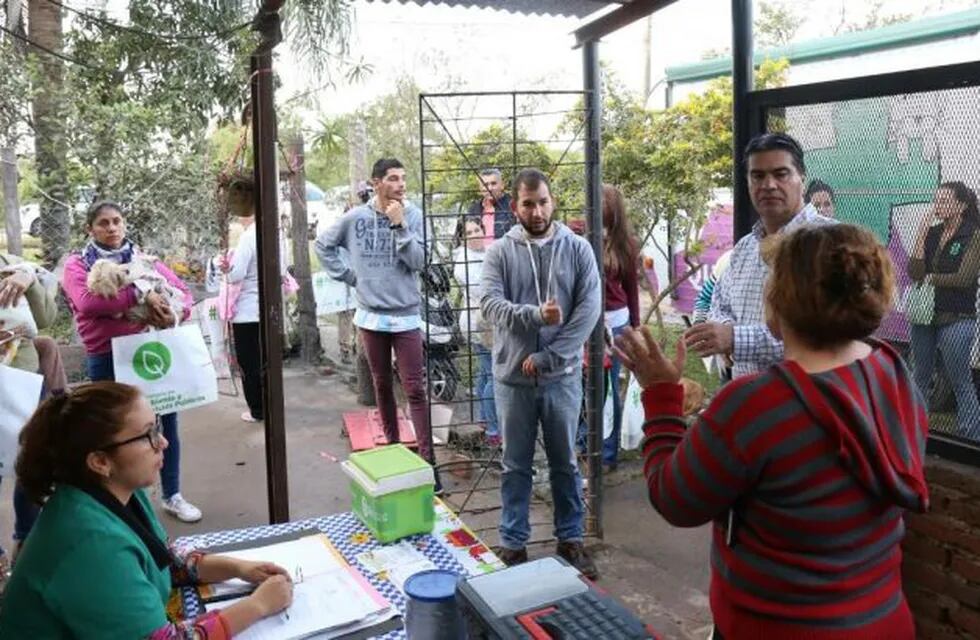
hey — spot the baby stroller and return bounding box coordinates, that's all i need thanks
[419,262,463,403]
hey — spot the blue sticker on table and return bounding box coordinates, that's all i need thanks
[176,512,467,639]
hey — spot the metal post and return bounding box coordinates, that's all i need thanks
[583,39,605,540]
[250,3,289,523]
[732,0,755,241]
[419,93,433,446]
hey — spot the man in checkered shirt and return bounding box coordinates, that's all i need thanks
[684,133,836,378]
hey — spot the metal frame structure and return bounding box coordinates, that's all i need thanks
[417,88,604,541]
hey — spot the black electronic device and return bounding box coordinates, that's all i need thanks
[456,556,659,640]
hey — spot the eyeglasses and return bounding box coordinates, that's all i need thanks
[101,421,164,452]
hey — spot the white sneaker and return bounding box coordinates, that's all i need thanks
[162,493,202,523]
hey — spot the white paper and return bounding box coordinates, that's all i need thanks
[0,365,43,476]
[356,541,436,593]
[222,535,345,580]
[219,571,390,640]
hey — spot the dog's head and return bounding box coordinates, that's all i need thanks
[86,260,130,297]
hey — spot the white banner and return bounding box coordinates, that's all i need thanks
[0,365,43,476]
[313,271,356,316]
[112,325,218,414]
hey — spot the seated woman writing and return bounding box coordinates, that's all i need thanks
[615,224,928,640]
[0,382,293,639]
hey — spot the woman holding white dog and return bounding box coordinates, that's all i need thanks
[62,202,202,523]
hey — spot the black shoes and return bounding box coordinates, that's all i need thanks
[556,541,599,580]
[497,546,529,567]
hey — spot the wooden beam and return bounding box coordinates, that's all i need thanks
[573,0,678,47]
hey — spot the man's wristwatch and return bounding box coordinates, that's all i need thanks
[389,222,404,229]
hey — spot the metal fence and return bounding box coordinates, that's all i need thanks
[20,161,223,298]
[748,60,980,462]
[417,90,605,543]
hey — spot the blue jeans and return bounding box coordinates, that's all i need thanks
[86,353,181,498]
[0,479,38,556]
[496,375,584,549]
[602,323,629,464]
[473,345,498,437]
[911,320,980,439]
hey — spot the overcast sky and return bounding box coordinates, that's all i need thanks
[276,0,979,121]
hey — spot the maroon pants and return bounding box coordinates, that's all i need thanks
[359,328,433,463]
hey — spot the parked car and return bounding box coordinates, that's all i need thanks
[279,181,343,236]
[19,186,95,237]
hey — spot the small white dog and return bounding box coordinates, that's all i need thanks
[87,256,184,325]
[0,264,40,365]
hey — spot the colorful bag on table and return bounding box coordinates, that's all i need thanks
[112,325,218,414]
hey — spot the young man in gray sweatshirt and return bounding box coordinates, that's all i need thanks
[315,158,438,488]
[481,168,602,578]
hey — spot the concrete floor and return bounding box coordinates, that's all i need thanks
[0,344,712,639]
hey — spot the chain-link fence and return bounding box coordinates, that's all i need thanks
[418,90,603,543]
[765,81,980,447]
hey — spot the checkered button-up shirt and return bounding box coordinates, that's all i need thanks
[709,204,836,378]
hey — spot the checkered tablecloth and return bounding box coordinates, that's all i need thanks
[175,501,502,639]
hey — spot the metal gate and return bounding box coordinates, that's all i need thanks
[417,90,607,545]
[745,60,980,463]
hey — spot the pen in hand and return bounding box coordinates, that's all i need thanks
[281,565,303,622]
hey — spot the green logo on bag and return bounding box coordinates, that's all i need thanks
[133,342,172,381]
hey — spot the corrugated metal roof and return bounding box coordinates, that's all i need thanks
[362,0,626,18]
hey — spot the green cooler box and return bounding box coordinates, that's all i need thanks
[341,445,435,542]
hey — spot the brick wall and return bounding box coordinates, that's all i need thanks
[903,455,980,640]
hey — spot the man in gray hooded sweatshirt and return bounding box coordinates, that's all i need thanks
[315,158,437,488]
[481,168,601,578]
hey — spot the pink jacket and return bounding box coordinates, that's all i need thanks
[62,254,193,355]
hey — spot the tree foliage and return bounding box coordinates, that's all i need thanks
[307,77,437,193]
[1,0,355,271]
[413,122,584,255]
[755,1,804,47]
[602,59,789,248]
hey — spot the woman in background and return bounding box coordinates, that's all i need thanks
[454,218,499,445]
[599,185,640,469]
[804,179,836,218]
[62,202,201,522]
[909,181,980,440]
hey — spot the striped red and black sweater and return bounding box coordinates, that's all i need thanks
[641,340,929,640]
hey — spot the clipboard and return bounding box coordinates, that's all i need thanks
[195,528,322,604]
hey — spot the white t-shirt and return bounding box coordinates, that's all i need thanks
[453,246,486,339]
[227,224,260,323]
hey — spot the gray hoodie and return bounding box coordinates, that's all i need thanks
[315,199,425,316]
[481,221,601,386]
